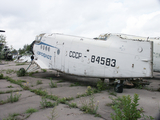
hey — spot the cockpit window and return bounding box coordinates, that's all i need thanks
[35,33,46,43]
[98,35,107,40]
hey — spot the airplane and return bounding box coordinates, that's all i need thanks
[25,33,153,93]
[100,33,160,72]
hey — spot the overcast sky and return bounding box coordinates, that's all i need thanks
[0,0,160,50]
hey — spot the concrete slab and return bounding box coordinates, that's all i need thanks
[0,90,36,101]
[26,104,103,120]
[45,86,87,98]
[0,95,42,119]
[0,80,21,89]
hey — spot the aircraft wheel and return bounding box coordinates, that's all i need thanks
[114,83,123,93]
[17,68,26,77]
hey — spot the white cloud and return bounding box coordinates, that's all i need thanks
[0,0,160,50]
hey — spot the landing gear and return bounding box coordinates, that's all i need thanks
[17,68,26,77]
[114,80,123,93]
[100,78,105,82]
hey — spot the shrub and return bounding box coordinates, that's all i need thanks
[0,74,3,79]
[110,94,154,120]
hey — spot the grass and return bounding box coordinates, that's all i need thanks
[7,85,14,88]
[0,92,22,105]
[41,69,47,72]
[66,102,78,108]
[37,80,43,85]
[16,63,27,66]
[49,79,57,88]
[40,97,58,109]
[70,82,82,87]
[56,80,65,83]
[6,69,16,74]
[80,95,100,117]
[7,92,22,103]
[3,113,19,120]
[0,89,22,94]
[0,73,4,79]
[26,108,38,114]
[76,86,100,98]
[47,107,58,120]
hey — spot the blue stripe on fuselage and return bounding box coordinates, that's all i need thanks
[35,42,59,50]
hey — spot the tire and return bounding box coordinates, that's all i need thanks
[114,83,123,93]
[17,68,26,77]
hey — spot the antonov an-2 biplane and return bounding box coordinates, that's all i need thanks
[27,33,153,93]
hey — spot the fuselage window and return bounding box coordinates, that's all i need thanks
[45,46,47,51]
[48,47,50,52]
[40,45,42,49]
[43,45,45,50]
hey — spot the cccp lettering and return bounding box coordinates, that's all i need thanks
[69,51,82,59]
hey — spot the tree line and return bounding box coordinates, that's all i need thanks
[0,34,31,55]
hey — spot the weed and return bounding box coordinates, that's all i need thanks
[28,72,35,76]
[46,94,59,101]
[0,91,5,94]
[3,113,19,120]
[96,80,107,91]
[0,73,3,79]
[49,79,57,88]
[41,69,47,72]
[110,94,154,120]
[0,100,6,105]
[56,80,64,83]
[30,89,48,96]
[7,92,22,103]
[70,82,81,87]
[40,97,57,109]
[66,102,78,108]
[80,95,99,116]
[26,108,38,114]
[23,82,30,90]
[109,91,117,96]
[16,63,26,66]
[6,69,16,74]
[76,86,99,98]
[37,80,43,85]
[58,97,67,104]
[4,76,26,87]
[47,107,58,120]
[7,85,14,88]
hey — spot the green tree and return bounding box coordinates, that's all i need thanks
[0,34,7,51]
[18,44,31,55]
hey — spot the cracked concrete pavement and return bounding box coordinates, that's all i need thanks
[0,61,160,120]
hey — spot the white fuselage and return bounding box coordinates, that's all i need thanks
[104,33,160,72]
[33,33,153,78]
